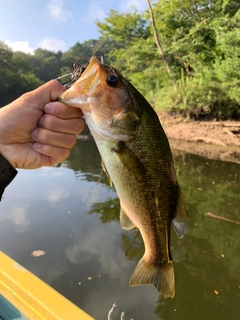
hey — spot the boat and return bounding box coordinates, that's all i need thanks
[0,251,94,320]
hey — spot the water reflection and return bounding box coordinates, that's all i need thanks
[0,135,240,319]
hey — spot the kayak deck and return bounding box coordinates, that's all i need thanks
[0,251,94,320]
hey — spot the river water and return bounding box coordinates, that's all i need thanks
[0,133,240,320]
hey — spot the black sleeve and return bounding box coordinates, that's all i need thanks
[0,154,18,201]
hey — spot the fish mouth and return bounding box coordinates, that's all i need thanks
[58,57,101,111]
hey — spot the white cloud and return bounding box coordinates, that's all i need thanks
[65,222,130,279]
[4,38,66,54]
[4,40,34,54]
[44,185,70,206]
[119,0,147,12]
[37,37,66,52]
[0,204,30,232]
[46,0,72,21]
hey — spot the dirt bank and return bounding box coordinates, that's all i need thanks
[159,113,240,164]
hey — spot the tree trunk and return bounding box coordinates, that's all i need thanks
[146,0,177,91]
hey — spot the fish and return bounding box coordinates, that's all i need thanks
[58,56,188,298]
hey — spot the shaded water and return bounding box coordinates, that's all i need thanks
[0,134,240,320]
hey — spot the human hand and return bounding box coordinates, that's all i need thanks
[0,80,84,169]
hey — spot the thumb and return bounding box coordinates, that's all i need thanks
[24,80,66,110]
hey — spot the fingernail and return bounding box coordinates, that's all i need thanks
[33,142,41,150]
[44,103,54,114]
[31,128,39,140]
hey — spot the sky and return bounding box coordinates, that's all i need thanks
[0,0,147,54]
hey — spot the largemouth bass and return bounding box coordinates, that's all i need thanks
[59,57,188,298]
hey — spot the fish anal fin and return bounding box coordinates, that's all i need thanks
[129,258,175,298]
[120,207,135,230]
[172,187,189,239]
[101,159,112,187]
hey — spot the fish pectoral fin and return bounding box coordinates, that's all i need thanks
[113,142,147,176]
[120,207,135,230]
[129,258,175,298]
[172,186,189,239]
[101,159,112,187]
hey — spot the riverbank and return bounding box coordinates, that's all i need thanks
[159,113,240,164]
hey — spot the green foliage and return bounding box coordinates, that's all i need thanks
[89,197,120,223]
[1,0,240,118]
[156,67,240,119]
[155,8,240,119]
[96,0,240,119]
[96,9,150,41]
[0,38,117,106]
[0,42,42,106]
[96,9,153,88]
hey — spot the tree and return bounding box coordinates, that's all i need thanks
[0,43,42,106]
[29,48,62,82]
[146,0,176,91]
[96,1,240,118]
[96,10,163,95]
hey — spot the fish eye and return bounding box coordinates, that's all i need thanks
[106,74,118,87]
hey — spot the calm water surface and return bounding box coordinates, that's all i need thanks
[0,134,240,320]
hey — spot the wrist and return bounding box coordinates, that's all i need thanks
[0,144,17,169]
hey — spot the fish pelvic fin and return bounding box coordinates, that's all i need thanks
[120,206,135,230]
[172,186,189,239]
[101,159,113,187]
[129,258,175,298]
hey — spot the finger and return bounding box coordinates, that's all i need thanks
[38,114,84,135]
[33,142,71,164]
[31,128,77,149]
[44,101,84,119]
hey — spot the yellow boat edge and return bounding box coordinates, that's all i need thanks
[0,251,94,320]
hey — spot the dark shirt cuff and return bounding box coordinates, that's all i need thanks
[0,155,18,201]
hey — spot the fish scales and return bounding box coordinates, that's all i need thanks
[95,99,177,258]
[58,56,188,298]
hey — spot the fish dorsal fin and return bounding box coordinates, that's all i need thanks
[101,159,112,187]
[172,187,189,239]
[120,206,135,230]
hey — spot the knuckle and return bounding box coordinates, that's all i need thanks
[63,148,71,159]
[41,114,53,129]
[49,79,57,86]
[67,134,77,148]
[75,119,84,134]
[45,114,55,129]
[58,148,70,162]
[48,79,63,90]
[53,104,65,118]
[36,128,46,141]
[70,119,84,135]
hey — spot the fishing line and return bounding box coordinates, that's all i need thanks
[54,57,89,87]
[54,45,102,88]
[55,73,72,80]
[54,72,73,87]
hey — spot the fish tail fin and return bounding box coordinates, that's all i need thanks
[129,258,175,298]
